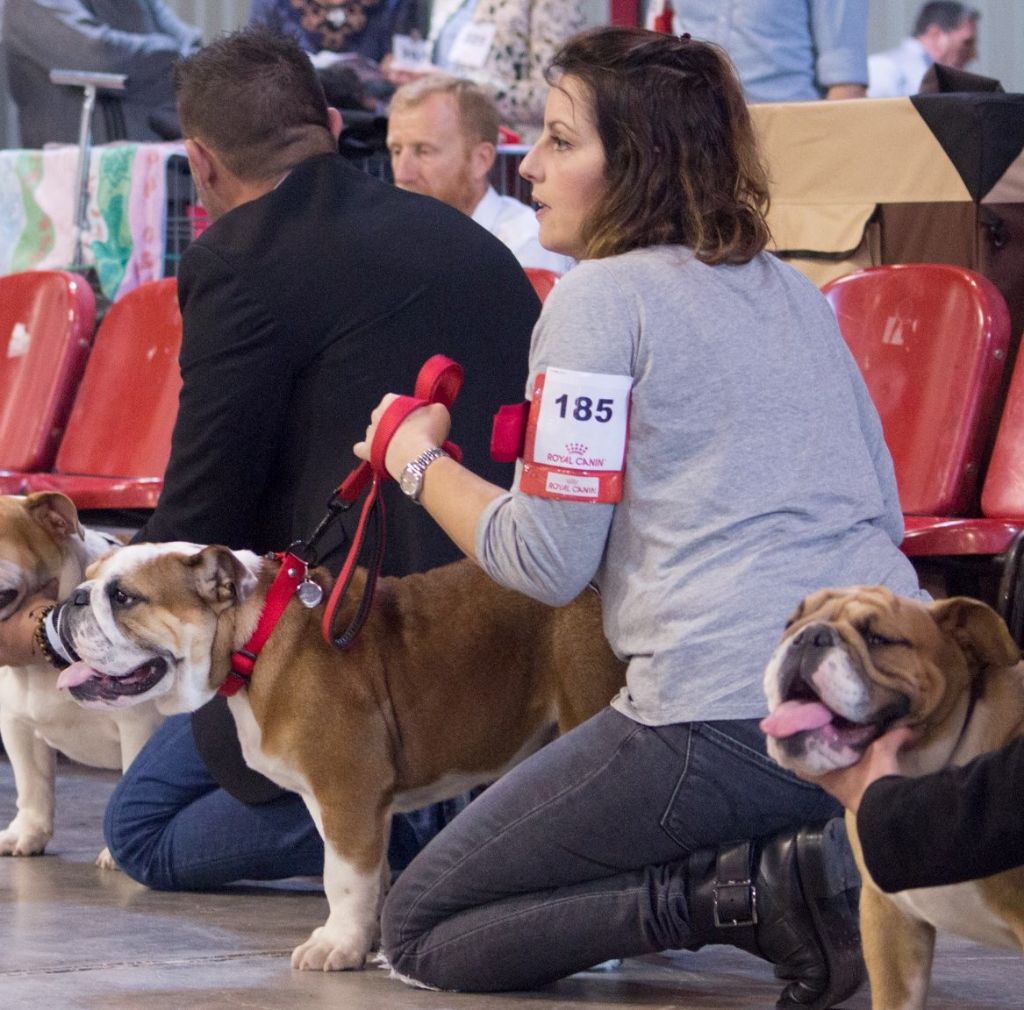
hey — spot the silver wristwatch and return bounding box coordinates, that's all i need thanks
[398,447,449,503]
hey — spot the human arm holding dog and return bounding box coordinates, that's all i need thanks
[354,398,502,565]
[354,394,610,604]
[356,263,629,607]
[812,727,1024,891]
[354,387,612,605]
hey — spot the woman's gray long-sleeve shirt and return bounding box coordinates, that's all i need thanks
[476,246,924,726]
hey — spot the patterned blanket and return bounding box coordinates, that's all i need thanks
[0,141,185,301]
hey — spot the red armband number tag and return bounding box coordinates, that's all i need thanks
[520,368,632,503]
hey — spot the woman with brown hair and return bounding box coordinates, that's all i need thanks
[357,26,923,1006]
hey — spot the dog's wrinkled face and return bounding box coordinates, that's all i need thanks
[762,587,1020,777]
[54,543,260,713]
[0,493,83,620]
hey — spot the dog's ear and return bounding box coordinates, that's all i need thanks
[24,491,83,543]
[929,597,1021,670]
[188,546,258,612]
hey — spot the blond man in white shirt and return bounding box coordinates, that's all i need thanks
[387,73,571,275]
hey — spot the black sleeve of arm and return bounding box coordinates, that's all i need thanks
[857,738,1024,892]
[135,243,293,548]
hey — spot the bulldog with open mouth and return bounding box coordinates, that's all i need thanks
[0,493,163,866]
[761,586,1024,1010]
[52,541,626,972]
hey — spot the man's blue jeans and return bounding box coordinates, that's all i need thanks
[104,714,466,890]
[382,707,842,991]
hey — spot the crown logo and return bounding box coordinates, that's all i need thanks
[565,442,588,455]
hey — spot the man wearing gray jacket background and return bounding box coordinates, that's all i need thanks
[2,0,201,146]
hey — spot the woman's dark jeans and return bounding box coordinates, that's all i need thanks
[382,707,840,992]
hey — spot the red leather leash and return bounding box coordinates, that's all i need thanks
[320,355,463,649]
[218,355,464,696]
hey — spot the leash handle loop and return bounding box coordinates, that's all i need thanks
[415,353,463,408]
[320,355,463,650]
[329,355,464,507]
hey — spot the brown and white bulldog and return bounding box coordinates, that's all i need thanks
[761,586,1024,1010]
[52,542,627,971]
[0,493,163,866]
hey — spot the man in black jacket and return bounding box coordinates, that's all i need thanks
[100,26,539,889]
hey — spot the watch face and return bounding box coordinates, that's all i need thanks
[399,466,421,499]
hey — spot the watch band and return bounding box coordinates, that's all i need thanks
[400,446,449,503]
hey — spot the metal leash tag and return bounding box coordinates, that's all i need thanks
[296,579,324,608]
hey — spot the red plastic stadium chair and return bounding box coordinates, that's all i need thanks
[24,279,182,509]
[822,264,1010,517]
[0,271,96,489]
[524,267,559,304]
[901,343,1024,640]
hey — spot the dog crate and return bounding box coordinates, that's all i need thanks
[161,147,530,278]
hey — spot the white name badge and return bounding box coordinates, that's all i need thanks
[521,368,633,504]
[391,33,432,70]
[449,22,496,69]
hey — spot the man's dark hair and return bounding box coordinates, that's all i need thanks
[914,2,979,36]
[174,27,335,182]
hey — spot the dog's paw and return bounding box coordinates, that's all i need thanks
[95,847,119,871]
[290,926,370,972]
[0,818,52,856]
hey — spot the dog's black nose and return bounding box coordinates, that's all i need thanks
[794,622,837,650]
[71,587,90,607]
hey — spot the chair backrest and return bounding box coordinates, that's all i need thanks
[53,278,182,478]
[0,270,95,471]
[524,267,559,304]
[980,341,1024,519]
[822,264,1011,516]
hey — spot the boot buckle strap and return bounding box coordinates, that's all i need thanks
[712,880,758,927]
[712,840,758,928]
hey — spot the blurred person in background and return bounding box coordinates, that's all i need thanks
[868,2,979,98]
[1,0,201,146]
[249,0,424,115]
[248,0,420,65]
[388,72,571,273]
[385,0,585,141]
[645,0,868,101]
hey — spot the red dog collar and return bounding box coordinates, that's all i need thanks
[220,551,308,697]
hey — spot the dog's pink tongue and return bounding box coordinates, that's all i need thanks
[57,661,101,689]
[760,700,833,739]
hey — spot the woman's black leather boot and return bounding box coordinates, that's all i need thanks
[684,818,865,1010]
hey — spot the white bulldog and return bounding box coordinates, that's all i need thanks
[0,493,163,866]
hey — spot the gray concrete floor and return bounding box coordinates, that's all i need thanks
[1,758,1021,1010]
